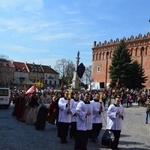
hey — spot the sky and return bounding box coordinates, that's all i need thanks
[0,0,149,69]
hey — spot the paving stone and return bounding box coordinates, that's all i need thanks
[0,104,149,150]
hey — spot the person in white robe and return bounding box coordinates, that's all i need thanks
[58,91,74,144]
[69,92,81,139]
[74,92,93,150]
[106,96,125,150]
[91,92,105,142]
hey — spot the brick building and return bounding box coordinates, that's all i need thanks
[92,32,150,89]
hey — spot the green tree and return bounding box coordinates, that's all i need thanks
[129,61,147,89]
[109,40,132,88]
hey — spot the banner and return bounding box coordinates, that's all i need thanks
[77,63,85,78]
[26,85,35,94]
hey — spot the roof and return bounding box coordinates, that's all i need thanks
[26,63,43,73]
[13,61,28,72]
[0,59,15,68]
[42,65,59,74]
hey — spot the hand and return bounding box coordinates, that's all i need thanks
[67,99,70,105]
[67,109,72,114]
[86,110,91,116]
[116,110,120,115]
[119,114,124,120]
[99,105,103,112]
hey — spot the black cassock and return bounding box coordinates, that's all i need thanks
[35,106,48,130]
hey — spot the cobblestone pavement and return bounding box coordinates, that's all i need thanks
[0,103,150,150]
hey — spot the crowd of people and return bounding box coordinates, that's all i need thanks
[10,87,150,150]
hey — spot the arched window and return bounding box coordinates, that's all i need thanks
[130,49,132,56]
[106,51,109,59]
[99,53,101,60]
[102,52,105,59]
[96,53,98,60]
[145,46,148,55]
[110,51,112,58]
[141,47,144,56]
[135,48,138,56]
[92,54,95,61]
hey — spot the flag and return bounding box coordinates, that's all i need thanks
[77,63,85,78]
[26,85,35,94]
[116,78,119,87]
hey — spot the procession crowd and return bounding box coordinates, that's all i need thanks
[10,87,150,150]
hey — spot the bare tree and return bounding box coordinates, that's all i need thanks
[55,59,67,78]
[54,58,75,85]
[83,65,92,84]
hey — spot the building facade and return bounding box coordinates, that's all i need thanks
[26,63,44,84]
[92,32,150,89]
[13,61,29,87]
[42,65,59,88]
[0,58,15,87]
[0,59,59,89]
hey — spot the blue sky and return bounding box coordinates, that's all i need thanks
[0,0,149,69]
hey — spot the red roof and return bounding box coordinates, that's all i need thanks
[13,61,28,72]
[42,65,59,74]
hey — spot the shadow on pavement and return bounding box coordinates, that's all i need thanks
[119,140,149,150]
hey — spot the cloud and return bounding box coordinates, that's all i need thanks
[2,44,49,53]
[30,57,62,68]
[32,32,76,41]
[60,4,79,15]
[0,0,44,14]
[0,17,61,34]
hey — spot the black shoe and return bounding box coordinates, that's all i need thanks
[146,122,148,124]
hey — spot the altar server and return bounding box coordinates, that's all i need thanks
[106,96,125,150]
[91,92,105,142]
[58,91,74,144]
[74,92,93,150]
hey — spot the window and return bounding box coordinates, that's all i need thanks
[97,66,101,72]
[0,89,9,96]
